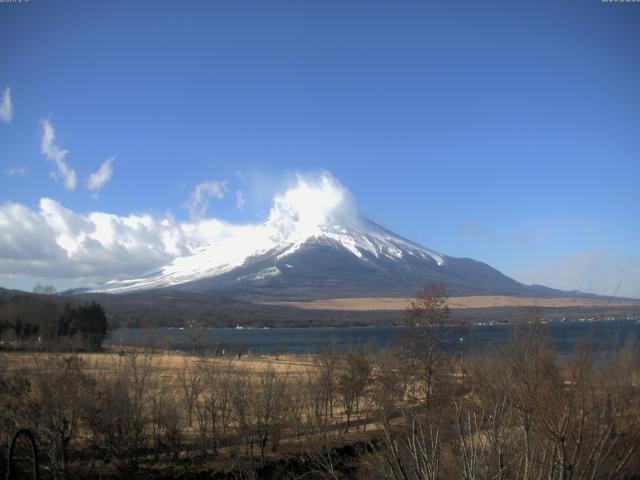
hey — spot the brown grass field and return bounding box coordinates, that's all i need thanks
[263,295,640,311]
[0,350,314,377]
[3,336,640,478]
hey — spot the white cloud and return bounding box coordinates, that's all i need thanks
[41,119,77,190]
[236,190,246,210]
[7,165,27,176]
[0,86,12,123]
[0,201,66,262]
[87,156,115,196]
[186,180,227,220]
[0,172,358,286]
[267,172,360,242]
[0,198,191,283]
[514,251,640,299]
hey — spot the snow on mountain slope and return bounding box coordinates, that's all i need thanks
[96,174,444,293]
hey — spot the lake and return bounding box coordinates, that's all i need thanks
[106,318,640,357]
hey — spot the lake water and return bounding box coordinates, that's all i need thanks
[106,318,640,358]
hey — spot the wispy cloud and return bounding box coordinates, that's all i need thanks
[0,87,12,123]
[186,180,227,219]
[87,156,115,198]
[236,190,246,210]
[41,119,77,191]
[514,251,640,299]
[7,165,27,176]
[461,219,499,243]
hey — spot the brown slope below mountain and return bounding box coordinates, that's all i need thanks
[262,295,640,311]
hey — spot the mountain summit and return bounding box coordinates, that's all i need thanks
[95,174,560,299]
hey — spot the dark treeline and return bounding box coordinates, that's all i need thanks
[1,285,639,479]
[1,286,637,331]
[77,289,639,329]
[0,293,108,350]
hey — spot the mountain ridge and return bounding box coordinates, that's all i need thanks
[87,174,624,301]
[93,215,592,301]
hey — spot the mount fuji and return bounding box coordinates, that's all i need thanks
[94,174,563,300]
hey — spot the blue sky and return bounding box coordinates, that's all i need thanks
[0,0,639,297]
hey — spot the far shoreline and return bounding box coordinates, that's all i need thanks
[261,295,640,311]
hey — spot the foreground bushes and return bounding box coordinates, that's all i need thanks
[1,325,639,479]
[373,326,640,480]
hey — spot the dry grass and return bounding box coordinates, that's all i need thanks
[262,295,640,311]
[0,350,312,377]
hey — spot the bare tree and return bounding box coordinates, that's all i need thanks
[230,366,254,457]
[31,355,95,479]
[371,348,410,425]
[336,346,372,433]
[33,282,57,295]
[185,320,206,354]
[178,357,202,427]
[371,405,442,480]
[83,349,157,473]
[308,349,339,434]
[463,322,639,480]
[253,364,291,463]
[195,357,235,453]
[403,283,450,408]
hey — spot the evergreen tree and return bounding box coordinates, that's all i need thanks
[56,302,109,349]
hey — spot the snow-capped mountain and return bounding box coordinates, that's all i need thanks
[95,174,558,299]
